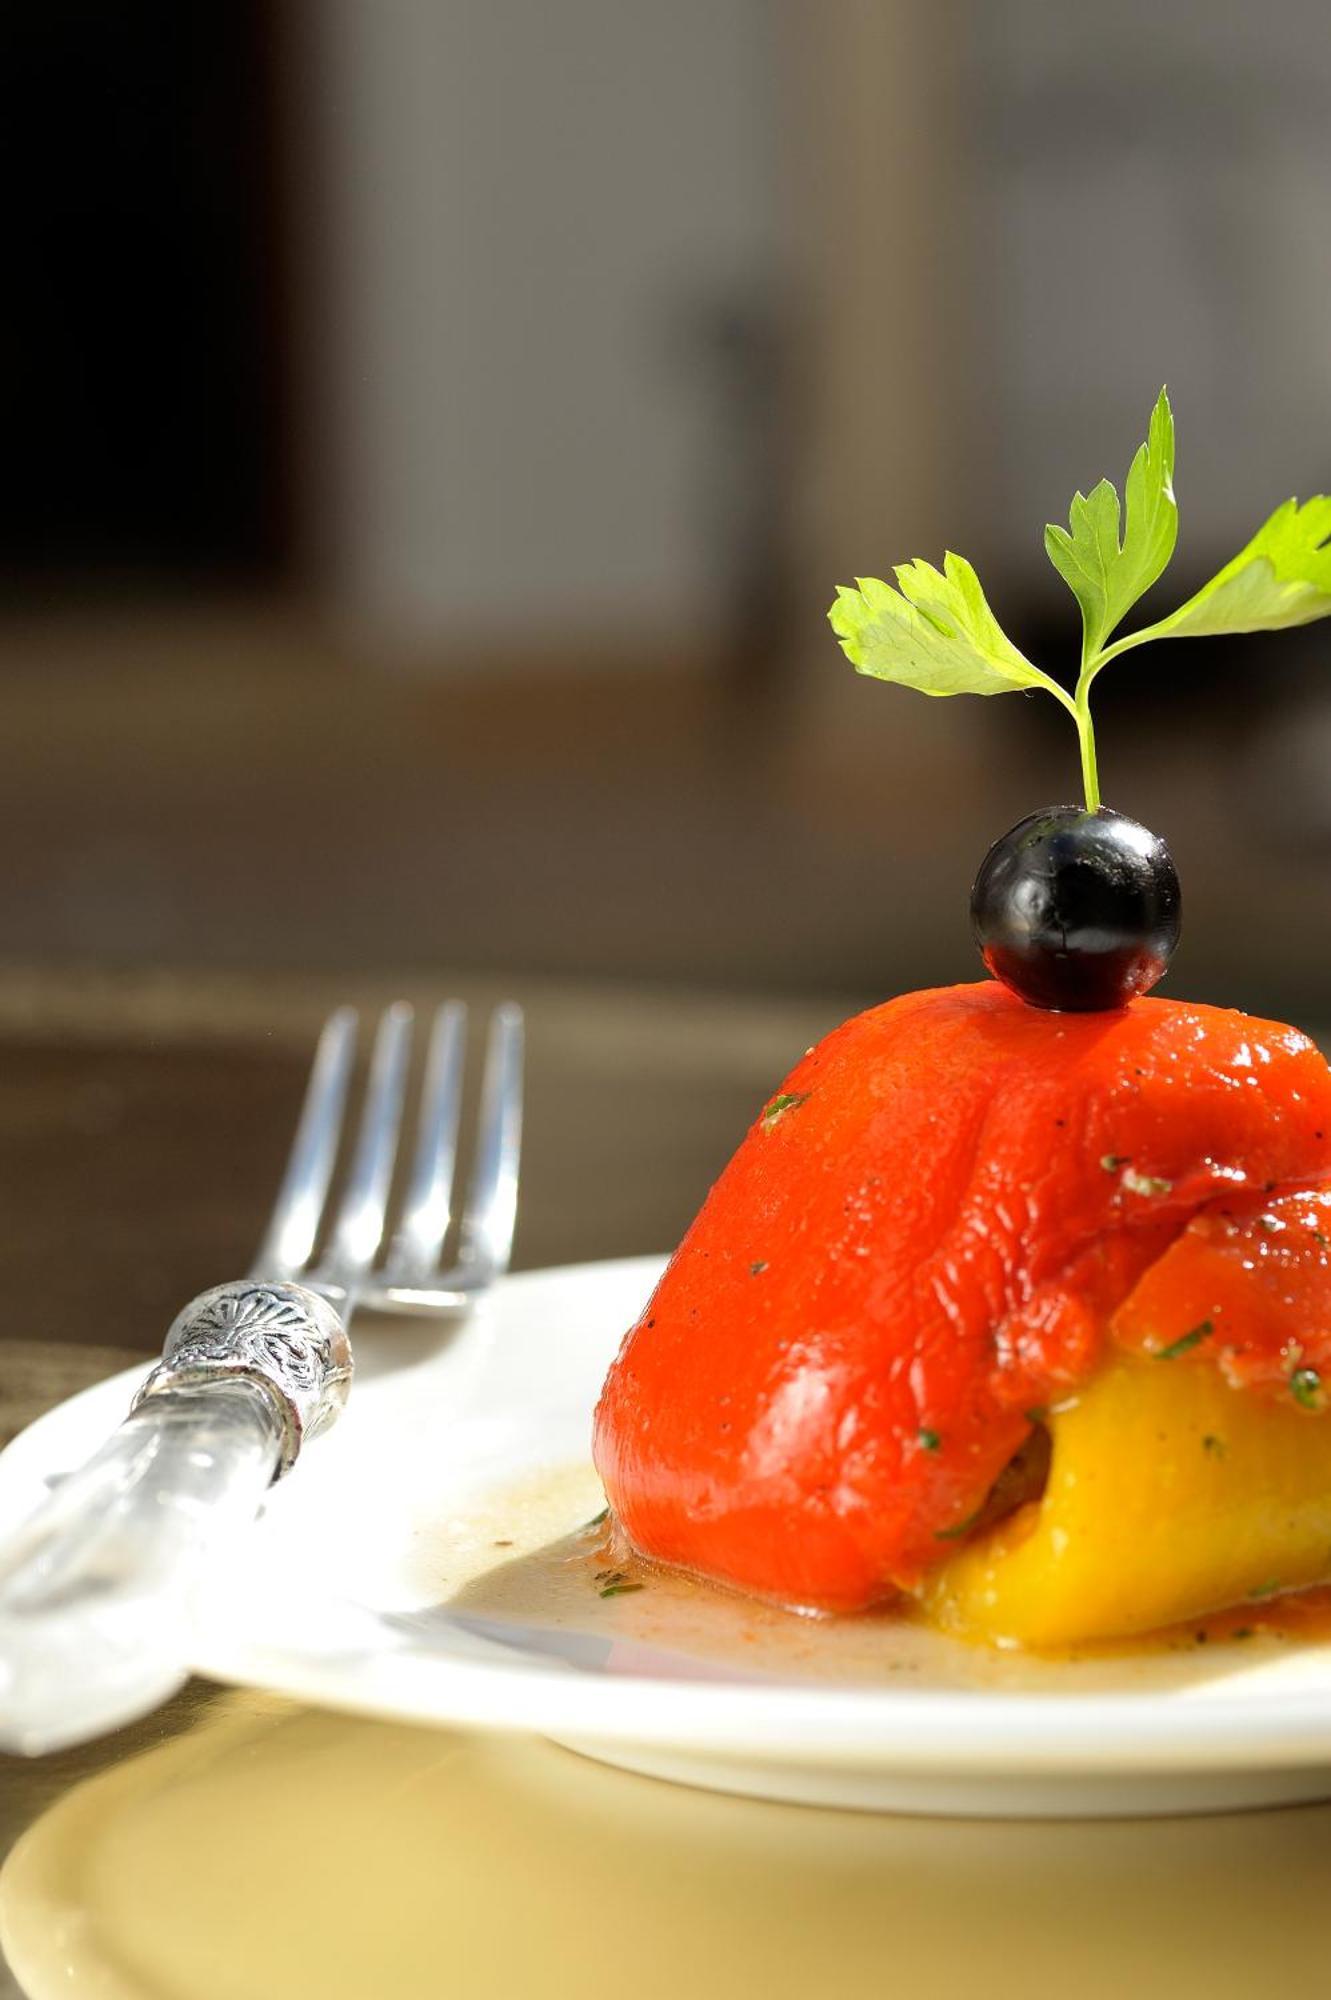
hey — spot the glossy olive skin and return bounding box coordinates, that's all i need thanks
[971,806,1181,1012]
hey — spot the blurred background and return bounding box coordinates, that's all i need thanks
[4,0,1331,1016]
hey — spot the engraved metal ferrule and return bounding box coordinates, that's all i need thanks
[132,1280,353,1477]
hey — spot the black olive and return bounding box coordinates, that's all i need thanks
[970,806,1181,1012]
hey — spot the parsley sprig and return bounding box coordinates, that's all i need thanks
[829,390,1331,812]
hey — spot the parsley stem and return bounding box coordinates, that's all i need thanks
[1074,687,1101,813]
[1034,670,1099,811]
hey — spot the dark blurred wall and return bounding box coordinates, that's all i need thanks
[0,2,290,588]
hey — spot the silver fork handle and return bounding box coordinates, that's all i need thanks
[0,1281,352,1756]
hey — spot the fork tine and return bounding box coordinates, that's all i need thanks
[252,1007,359,1280]
[384,1001,468,1285]
[318,1002,414,1297]
[453,1002,524,1285]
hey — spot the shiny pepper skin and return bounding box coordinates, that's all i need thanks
[592,983,1331,1611]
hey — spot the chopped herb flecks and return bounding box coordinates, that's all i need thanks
[762,1091,810,1131]
[749,1259,769,1276]
[1202,1434,1226,1458]
[1291,1367,1323,1410]
[918,1428,942,1452]
[1155,1319,1213,1361]
[586,1506,610,1528]
[935,1508,982,1542]
[1024,1406,1048,1425]
[595,1567,643,1598]
[1249,1580,1281,1600]
[1100,1153,1128,1173]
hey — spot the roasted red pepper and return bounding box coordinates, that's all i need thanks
[593,983,1331,1611]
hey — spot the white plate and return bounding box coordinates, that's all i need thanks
[8,1255,1331,1818]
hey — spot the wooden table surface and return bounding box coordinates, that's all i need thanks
[5,968,1331,2000]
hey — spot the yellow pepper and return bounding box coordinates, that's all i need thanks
[923,1355,1331,1648]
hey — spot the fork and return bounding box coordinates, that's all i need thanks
[0,1000,523,1756]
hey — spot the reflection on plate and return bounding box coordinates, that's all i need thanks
[7,1256,1331,1817]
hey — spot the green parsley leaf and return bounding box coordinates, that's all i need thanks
[599,1581,645,1599]
[829,555,1056,700]
[830,387,1331,814]
[1044,387,1177,663]
[1155,1319,1213,1361]
[761,1091,809,1131]
[918,1428,942,1452]
[1142,495,1331,645]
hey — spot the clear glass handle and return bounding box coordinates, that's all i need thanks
[0,1381,281,1754]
